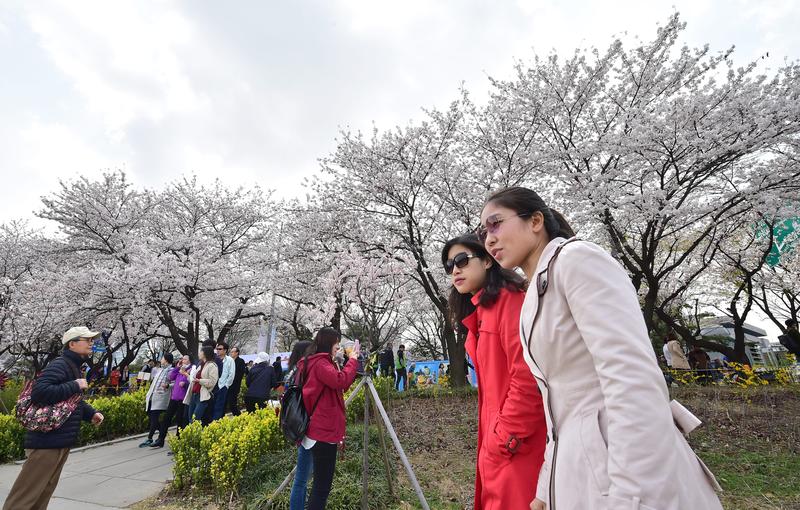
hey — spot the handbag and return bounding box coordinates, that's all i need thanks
[279,359,323,443]
[16,359,83,433]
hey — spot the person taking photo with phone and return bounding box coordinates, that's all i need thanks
[296,328,359,510]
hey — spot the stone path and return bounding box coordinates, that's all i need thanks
[0,435,174,509]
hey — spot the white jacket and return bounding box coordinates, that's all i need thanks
[519,238,722,510]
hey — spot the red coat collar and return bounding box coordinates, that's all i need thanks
[462,288,484,335]
[462,311,479,336]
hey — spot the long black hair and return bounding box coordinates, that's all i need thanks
[288,340,312,370]
[442,233,526,335]
[486,187,575,240]
[305,327,342,358]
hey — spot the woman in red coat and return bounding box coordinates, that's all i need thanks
[442,233,546,510]
[296,327,359,510]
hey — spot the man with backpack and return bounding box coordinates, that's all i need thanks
[4,326,105,510]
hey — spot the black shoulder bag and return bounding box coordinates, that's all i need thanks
[279,356,324,443]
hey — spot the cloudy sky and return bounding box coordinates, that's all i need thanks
[1,1,797,333]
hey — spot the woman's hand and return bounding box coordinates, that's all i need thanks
[530,498,546,510]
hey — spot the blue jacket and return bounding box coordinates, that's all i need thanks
[244,363,276,400]
[24,349,97,449]
[218,355,235,389]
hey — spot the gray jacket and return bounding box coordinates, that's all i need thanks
[145,366,173,411]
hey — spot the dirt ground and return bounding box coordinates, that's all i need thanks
[385,391,479,509]
[385,385,800,510]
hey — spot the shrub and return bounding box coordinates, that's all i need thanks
[346,375,396,423]
[79,388,148,444]
[0,414,24,462]
[170,407,284,495]
[0,378,24,415]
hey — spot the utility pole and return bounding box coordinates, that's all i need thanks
[266,223,283,355]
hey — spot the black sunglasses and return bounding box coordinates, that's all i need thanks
[444,252,478,275]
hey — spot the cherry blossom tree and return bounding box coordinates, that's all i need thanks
[471,14,800,345]
[691,196,799,362]
[0,221,38,359]
[753,223,800,333]
[140,177,278,358]
[0,229,88,373]
[37,172,280,361]
[311,111,475,386]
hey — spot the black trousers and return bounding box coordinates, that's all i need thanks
[226,384,242,416]
[308,441,338,510]
[379,364,395,381]
[202,395,215,426]
[395,368,407,390]
[244,396,267,413]
[146,410,163,440]
[156,400,187,443]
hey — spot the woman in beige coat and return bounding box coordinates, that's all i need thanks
[478,187,722,510]
[666,336,691,370]
[185,346,219,423]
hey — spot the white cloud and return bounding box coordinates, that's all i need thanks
[25,1,201,137]
[0,0,798,228]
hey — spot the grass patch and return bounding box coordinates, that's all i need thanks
[242,424,430,510]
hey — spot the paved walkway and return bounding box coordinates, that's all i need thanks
[0,435,174,509]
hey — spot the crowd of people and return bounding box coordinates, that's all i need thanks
[138,340,282,449]
[377,343,408,390]
[2,331,287,510]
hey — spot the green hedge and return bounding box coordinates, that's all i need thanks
[168,375,392,497]
[0,387,149,463]
[345,375,397,423]
[0,379,24,415]
[170,407,284,495]
[0,414,25,462]
[79,388,149,443]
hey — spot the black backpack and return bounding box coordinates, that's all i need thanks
[280,358,323,443]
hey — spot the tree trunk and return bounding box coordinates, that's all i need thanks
[730,326,750,364]
[642,288,659,337]
[438,317,449,360]
[443,326,466,387]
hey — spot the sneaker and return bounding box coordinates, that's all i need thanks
[167,451,174,456]
[150,441,164,448]
[138,439,153,448]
